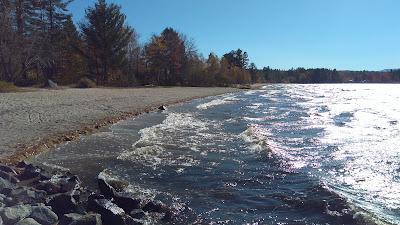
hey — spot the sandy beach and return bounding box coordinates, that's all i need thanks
[0,87,239,162]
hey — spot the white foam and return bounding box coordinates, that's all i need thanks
[197,95,239,110]
[118,112,210,168]
[239,124,269,153]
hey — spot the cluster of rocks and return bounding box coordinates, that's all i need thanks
[0,162,175,225]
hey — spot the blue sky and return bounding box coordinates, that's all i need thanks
[69,0,400,71]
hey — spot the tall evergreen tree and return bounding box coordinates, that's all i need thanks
[80,0,133,85]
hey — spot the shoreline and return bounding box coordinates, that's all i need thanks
[0,86,261,165]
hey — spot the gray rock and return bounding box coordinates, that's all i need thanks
[17,164,49,181]
[0,216,2,225]
[59,213,102,225]
[120,214,143,225]
[0,204,32,224]
[0,164,18,175]
[7,187,46,205]
[47,80,58,89]
[48,193,78,216]
[15,218,41,225]
[142,200,167,213]
[113,192,142,213]
[3,196,14,206]
[88,198,133,225]
[0,178,14,192]
[36,175,81,195]
[97,176,116,199]
[0,171,19,184]
[0,193,6,200]
[129,209,145,219]
[30,205,58,225]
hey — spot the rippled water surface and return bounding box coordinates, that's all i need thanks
[34,84,400,224]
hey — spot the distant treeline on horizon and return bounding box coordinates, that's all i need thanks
[1,0,399,88]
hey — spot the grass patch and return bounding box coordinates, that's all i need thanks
[0,81,18,93]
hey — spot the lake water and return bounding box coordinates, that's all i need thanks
[33,84,400,224]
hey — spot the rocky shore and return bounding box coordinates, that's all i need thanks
[0,162,175,225]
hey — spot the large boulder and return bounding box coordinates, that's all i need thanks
[113,192,142,213]
[44,79,58,89]
[97,172,128,199]
[0,204,32,224]
[36,175,81,195]
[7,187,47,205]
[15,218,41,225]
[97,176,116,199]
[0,170,19,184]
[59,213,102,225]
[17,164,45,181]
[48,193,78,216]
[0,177,15,192]
[29,205,58,225]
[129,209,146,220]
[0,164,18,175]
[142,200,167,213]
[88,198,139,225]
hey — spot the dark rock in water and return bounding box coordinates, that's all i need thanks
[0,204,32,224]
[158,105,167,110]
[142,200,167,213]
[97,176,116,199]
[15,218,41,225]
[113,192,142,213]
[87,198,124,215]
[162,210,175,222]
[48,193,78,216]
[0,170,19,184]
[59,213,102,225]
[29,205,58,225]
[120,214,144,225]
[129,209,146,220]
[88,193,105,202]
[88,198,139,225]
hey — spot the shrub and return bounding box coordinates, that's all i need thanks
[76,77,97,88]
[0,81,18,92]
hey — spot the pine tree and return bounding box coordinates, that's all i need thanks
[57,16,86,83]
[80,0,133,85]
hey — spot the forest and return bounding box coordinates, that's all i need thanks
[1,0,399,88]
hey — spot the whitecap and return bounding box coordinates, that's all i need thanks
[197,95,239,109]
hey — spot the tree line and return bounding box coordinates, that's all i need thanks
[0,0,255,87]
[1,0,399,87]
[261,67,400,83]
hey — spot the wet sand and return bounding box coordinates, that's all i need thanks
[0,87,240,163]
